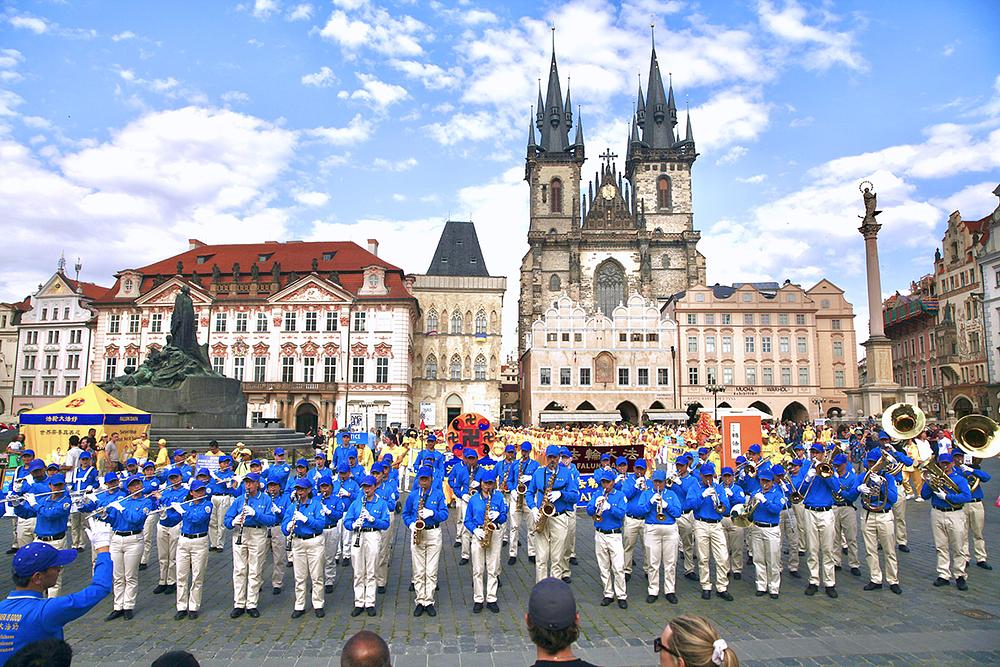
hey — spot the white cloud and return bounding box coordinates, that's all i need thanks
[715,145,748,165]
[391,193,406,202]
[286,3,313,21]
[295,191,330,206]
[309,114,373,145]
[736,174,766,184]
[389,59,463,90]
[0,90,24,117]
[339,73,408,110]
[318,7,427,57]
[373,157,418,172]
[221,90,251,106]
[301,66,337,88]
[21,116,51,129]
[789,115,814,128]
[0,49,25,69]
[111,31,136,42]
[9,16,49,34]
[757,0,866,71]
[689,88,770,153]
[252,0,281,19]
[424,111,497,146]
[462,9,498,25]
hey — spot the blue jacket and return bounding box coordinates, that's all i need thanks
[448,463,478,498]
[722,482,747,508]
[104,495,156,532]
[852,470,898,508]
[0,552,112,666]
[687,481,731,521]
[375,479,398,507]
[527,465,579,514]
[77,487,126,514]
[414,449,445,486]
[284,472,311,495]
[344,495,390,531]
[318,492,344,529]
[586,487,626,531]
[264,462,292,489]
[748,485,784,525]
[209,469,237,497]
[675,473,699,512]
[333,476,360,506]
[964,466,990,501]
[507,456,539,489]
[9,478,51,520]
[402,487,449,529]
[69,465,99,494]
[463,490,509,534]
[224,491,277,529]
[832,466,859,505]
[634,487,683,525]
[920,471,972,510]
[332,446,353,470]
[157,485,189,527]
[281,495,326,537]
[31,493,73,538]
[792,460,842,508]
[176,497,213,534]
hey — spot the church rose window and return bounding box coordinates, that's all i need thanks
[595,260,626,318]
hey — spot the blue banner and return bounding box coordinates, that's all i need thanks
[19,413,104,426]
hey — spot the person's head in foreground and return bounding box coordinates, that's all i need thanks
[7,639,72,667]
[341,630,391,667]
[151,650,200,667]
[656,615,738,667]
[526,577,598,666]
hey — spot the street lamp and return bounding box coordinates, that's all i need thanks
[706,383,726,423]
[811,397,824,420]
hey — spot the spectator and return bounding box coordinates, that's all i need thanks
[6,639,72,667]
[525,578,598,667]
[151,650,200,667]
[341,630,391,667]
[62,436,82,476]
[104,434,121,472]
[655,615,738,667]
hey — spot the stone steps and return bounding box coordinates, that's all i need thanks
[149,427,313,457]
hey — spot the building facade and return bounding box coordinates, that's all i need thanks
[411,220,506,429]
[883,274,940,417]
[89,239,417,432]
[665,281,858,422]
[517,40,705,359]
[520,294,679,426]
[974,185,1000,419]
[0,300,27,421]
[11,270,106,413]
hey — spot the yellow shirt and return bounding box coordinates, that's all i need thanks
[358,445,374,472]
[154,446,169,468]
[134,439,149,461]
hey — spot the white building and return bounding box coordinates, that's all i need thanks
[975,185,1000,418]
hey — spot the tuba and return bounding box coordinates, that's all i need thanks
[920,458,961,497]
[881,403,926,441]
[954,415,1000,459]
[860,451,891,512]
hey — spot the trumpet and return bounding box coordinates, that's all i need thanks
[730,494,758,528]
[593,487,611,523]
[656,494,666,521]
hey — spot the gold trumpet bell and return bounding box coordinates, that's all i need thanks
[881,403,926,441]
[954,415,1000,459]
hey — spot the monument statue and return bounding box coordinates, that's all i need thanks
[170,286,198,355]
[859,182,881,222]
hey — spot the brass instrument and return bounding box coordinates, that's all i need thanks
[920,458,961,497]
[593,486,611,523]
[741,461,757,478]
[710,482,726,515]
[656,494,666,521]
[954,415,1000,459]
[533,466,557,533]
[413,490,427,546]
[516,456,530,512]
[881,402,926,441]
[730,494,758,528]
[481,491,496,548]
[860,451,891,512]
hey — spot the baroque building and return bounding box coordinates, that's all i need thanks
[518,38,706,358]
[883,274,940,417]
[974,186,1000,419]
[411,220,506,428]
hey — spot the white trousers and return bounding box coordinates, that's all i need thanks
[351,530,381,607]
[694,520,730,592]
[210,495,233,549]
[69,511,87,549]
[110,533,143,610]
[791,502,807,552]
[323,527,338,585]
[336,522,353,560]
[780,508,800,572]
[832,506,860,569]
[411,526,442,607]
[803,508,836,587]
[375,513,395,587]
[507,494,535,557]
[721,517,744,574]
[156,523,180,585]
[965,500,987,563]
[291,534,325,610]
[232,527,267,608]
[564,509,578,561]
[622,516,645,576]
[676,512,696,574]
[534,513,569,582]
[15,518,35,548]
[644,523,678,596]
[141,513,158,564]
[595,530,626,600]
[176,535,209,611]
[893,495,907,546]
[861,510,898,585]
[456,498,470,558]
[932,507,969,580]
[750,524,782,594]
[470,531,502,603]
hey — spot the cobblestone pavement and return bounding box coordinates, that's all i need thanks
[12,459,995,667]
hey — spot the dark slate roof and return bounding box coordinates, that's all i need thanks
[426,220,490,277]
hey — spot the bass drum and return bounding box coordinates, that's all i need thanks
[446,412,496,458]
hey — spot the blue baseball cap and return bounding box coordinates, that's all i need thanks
[103,472,119,483]
[220,455,233,464]
[347,448,358,458]
[190,479,208,492]
[27,460,45,472]
[938,452,954,463]
[721,466,734,476]
[866,450,882,464]
[296,458,309,467]
[771,465,786,476]
[124,474,144,487]
[317,472,333,486]
[615,456,627,466]
[698,447,709,456]
[427,434,438,443]
[47,473,66,485]
[674,455,690,466]
[21,450,34,457]
[250,459,262,467]
[504,444,516,453]
[810,443,824,452]
[545,445,560,457]
[360,475,376,487]
[791,458,805,467]
[748,444,762,454]
[46,463,59,471]
[142,461,155,469]
[758,469,775,481]
[371,462,384,474]
[520,441,532,451]
[79,451,92,460]
[244,472,262,483]
[480,469,498,483]
[294,478,313,489]
[652,470,667,482]
[793,443,805,451]
[274,447,285,456]
[634,459,647,469]
[560,447,572,458]
[193,467,209,477]
[314,452,327,460]
[12,542,77,577]
[600,453,611,461]
[878,430,891,440]
[172,449,186,458]
[382,453,393,462]
[167,468,182,478]
[337,462,351,474]
[832,453,848,466]
[463,448,477,458]
[699,462,716,476]
[125,458,138,467]
[735,455,747,465]
[417,466,433,478]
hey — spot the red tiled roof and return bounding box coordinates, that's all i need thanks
[61,276,109,300]
[963,214,991,246]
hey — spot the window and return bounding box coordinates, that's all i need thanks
[705,314,715,325]
[618,368,630,385]
[745,367,757,385]
[721,314,732,325]
[375,413,388,430]
[254,357,266,382]
[44,354,57,370]
[425,355,437,379]
[762,367,773,385]
[787,294,797,302]
[661,255,670,269]
[353,312,366,332]
[547,332,558,342]
[779,336,790,354]
[108,314,120,333]
[687,314,697,325]
[798,367,809,385]
[66,354,79,370]
[212,356,225,375]
[646,332,659,342]
[475,311,487,335]
[426,310,438,333]
[69,329,82,344]
[743,314,754,325]
[688,367,699,385]
[41,308,47,321]
[835,369,845,387]
[780,367,791,385]
[42,380,55,396]
[105,358,118,381]
[595,260,626,318]
[549,274,561,291]
[540,368,551,386]
[303,357,316,382]
[795,314,806,325]
[778,313,789,326]
[550,178,563,213]
[706,336,716,353]
[833,340,843,357]
[281,358,294,383]
[214,313,227,333]
[235,312,248,332]
[742,293,752,303]
[26,331,37,345]
[832,319,841,330]
[761,335,772,353]
[352,357,365,383]
[637,368,649,386]
[706,367,717,384]
[450,311,462,334]
[376,357,389,383]
[744,336,755,353]
[559,367,571,386]
[579,368,591,385]
[474,355,487,381]
[301,311,316,332]
[449,355,461,381]
[47,331,59,345]
[256,313,268,332]
[657,176,671,209]
[20,379,33,395]
[687,336,698,353]
[657,368,670,385]
[324,357,337,383]
[283,312,296,332]
[325,311,339,332]
[722,336,732,353]
[64,379,77,395]
[796,336,807,355]
[760,314,770,325]
[722,367,734,384]
[233,357,245,381]
[22,355,35,370]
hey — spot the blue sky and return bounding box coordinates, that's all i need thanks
[2,0,999,356]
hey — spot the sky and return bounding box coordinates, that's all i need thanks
[1,0,999,359]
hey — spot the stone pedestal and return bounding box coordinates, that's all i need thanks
[112,376,247,429]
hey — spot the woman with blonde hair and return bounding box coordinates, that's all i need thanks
[655,615,738,667]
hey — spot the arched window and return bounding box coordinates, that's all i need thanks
[474,354,487,380]
[449,354,462,380]
[426,309,438,333]
[450,311,462,334]
[657,176,671,209]
[425,354,438,379]
[475,310,487,335]
[594,259,626,318]
[549,274,561,291]
[661,254,670,269]
[550,178,563,213]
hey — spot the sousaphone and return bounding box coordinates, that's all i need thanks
[881,403,926,441]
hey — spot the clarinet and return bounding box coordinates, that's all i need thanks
[284,500,301,552]
[353,498,369,548]
[235,492,250,546]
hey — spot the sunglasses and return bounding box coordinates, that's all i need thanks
[652,636,678,658]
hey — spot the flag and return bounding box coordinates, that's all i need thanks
[419,418,426,431]
[331,416,338,431]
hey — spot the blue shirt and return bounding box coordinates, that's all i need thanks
[69,466,99,494]
[687,481,731,521]
[332,476,360,506]
[527,465,579,513]
[792,460,841,508]
[463,490,509,534]
[920,471,972,509]
[264,461,292,489]
[281,495,326,537]
[402,487,449,529]
[343,494,390,531]
[448,463,478,498]
[722,482,747,509]
[675,472,699,512]
[414,449,445,486]
[284,472,311,495]
[77,487,126,514]
[0,552,113,666]
[965,466,990,501]
[177,497,213,534]
[224,491,277,529]
[749,486,785,525]
[634,487,683,525]
[375,479,398,506]
[209,469,236,497]
[158,485,189,527]
[507,456,538,489]
[832,466,859,505]
[586,487,626,530]
[318,493,344,529]
[31,493,72,538]
[852,469,898,508]
[105,495,156,532]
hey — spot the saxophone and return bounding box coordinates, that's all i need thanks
[481,491,496,548]
[516,456,530,511]
[413,490,427,546]
[533,466,557,533]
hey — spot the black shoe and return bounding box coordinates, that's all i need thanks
[315,607,325,618]
[123,610,134,620]
[291,609,305,619]
[625,573,632,582]
[733,572,742,580]
[850,567,861,577]
[755,590,766,597]
[684,572,698,581]
[933,577,950,587]
[701,590,711,600]
[864,582,883,591]
[459,558,469,566]
[341,558,350,567]
[842,547,847,555]
[230,608,245,618]
[718,591,733,601]
[529,555,536,564]
[325,584,333,594]
[106,610,124,621]
[956,577,968,591]
[665,593,678,604]
[414,605,424,617]
[508,556,516,565]
[646,594,657,603]
[287,561,293,567]
[138,563,148,571]
[473,602,483,613]
[890,584,902,594]
[153,584,167,594]
[834,565,842,571]
[188,611,199,619]
[569,557,578,565]
[600,597,613,606]
[408,582,415,591]
[486,601,500,613]
[977,561,993,570]
[350,607,363,617]
[618,599,629,610]
[798,550,805,556]
[805,584,818,596]
[366,606,376,617]
[746,557,753,565]
[454,540,461,548]
[164,584,176,594]
[898,544,910,553]
[561,576,571,584]
[247,608,260,618]
[426,605,437,617]
[770,593,779,599]
[825,586,838,598]
[789,570,802,579]
[273,587,281,595]
[4,547,17,554]
[377,585,386,594]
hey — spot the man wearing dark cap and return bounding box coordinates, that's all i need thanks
[525,578,597,667]
[341,629,391,667]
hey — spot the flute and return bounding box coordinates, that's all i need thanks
[81,486,153,520]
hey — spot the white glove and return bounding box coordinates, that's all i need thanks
[243,504,256,517]
[361,509,373,522]
[271,503,280,513]
[461,494,472,503]
[595,496,607,511]
[869,473,884,485]
[338,488,351,497]
[170,502,185,515]
[702,487,714,498]
[531,507,541,522]
[109,500,124,512]
[85,517,112,549]
[23,493,37,507]
[934,489,947,500]
[84,491,98,504]
[473,528,486,540]
[418,507,434,519]
[857,484,871,495]
[519,474,531,484]
[321,506,332,516]
[292,511,308,523]
[616,474,625,484]
[805,468,817,481]
[12,480,23,492]
[352,517,365,530]
[546,490,561,502]
[470,480,480,489]
[730,503,745,515]
[725,487,733,497]
[210,470,221,481]
[960,464,973,473]
[650,493,662,504]
[487,509,500,521]
[232,513,245,526]
[753,492,766,504]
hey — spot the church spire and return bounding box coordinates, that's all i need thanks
[537,27,573,154]
[564,78,573,129]
[636,74,646,128]
[536,82,544,131]
[573,106,584,147]
[527,105,537,150]
[667,72,677,128]
[641,27,673,149]
[684,102,694,144]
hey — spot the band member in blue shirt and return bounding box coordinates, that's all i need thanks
[687,463,732,601]
[402,466,449,617]
[343,475,390,617]
[171,479,213,619]
[224,472,276,618]
[634,470,682,604]
[68,451,99,551]
[463,469,508,614]
[527,445,579,583]
[282,478,327,618]
[745,468,786,598]
[104,475,156,620]
[920,452,973,590]
[506,441,538,566]
[586,469,628,609]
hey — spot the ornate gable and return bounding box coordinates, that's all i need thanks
[252,342,270,357]
[232,338,249,356]
[301,340,319,357]
[211,342,228,357]
[136,278,211,307]
[322,342,340,357]
[373,342,393,358]
[350,341,369,358]
[269,275,353,304]
[123,343,141,358]
[584,159,634,231]
[280,342,298,358]
[105,344,120,358]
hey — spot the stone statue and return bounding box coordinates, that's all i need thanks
[271,261,281,284]
[250,263,259,281]
[176,260,183,275]
[860,184,880,221]
[169,286,198,356]
[212,264,221,283]
[232,262,241,282]
[311,258,319,272]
